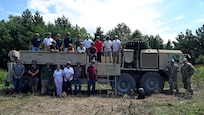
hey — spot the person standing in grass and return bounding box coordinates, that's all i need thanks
[12,60,25,95]
[87,60,97,97]
[28,60,40,94]
[165,59,179,95]
[181,58,195,95]
[74,62,84,95]
[41,63,52,95]
[53,65,63,96]
[63,61,74,95]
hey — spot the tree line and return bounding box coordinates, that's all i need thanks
[0,9,203,69]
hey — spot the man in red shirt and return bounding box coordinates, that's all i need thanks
[94,36,103,62]
[87,60,97,96]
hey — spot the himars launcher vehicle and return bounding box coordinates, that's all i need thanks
[6,41,185,95]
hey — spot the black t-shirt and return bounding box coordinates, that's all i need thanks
[56,39,63,48]
[75,40,82,49]
[64,37,73,48]
[89,46,97,54]
[50,45,59,50]
[31,38,42,47]
[28,65,40,77]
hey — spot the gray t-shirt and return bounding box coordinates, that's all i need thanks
[13,64,25,76]
[74,67,83,78]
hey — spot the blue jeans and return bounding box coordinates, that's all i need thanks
[87,80,96,96]
[89,54,97,62]
[32,47,40,51]
[74,77,82,94]
[14,77,22,93]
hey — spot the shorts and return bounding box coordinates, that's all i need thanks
[104,51,112,57]
[29,77,39,86]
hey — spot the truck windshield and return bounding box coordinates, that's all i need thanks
[167,54,180,63]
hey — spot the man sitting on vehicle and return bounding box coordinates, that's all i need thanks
[77,42,86,53]
[50,41,59,52]
[89,42,97,62]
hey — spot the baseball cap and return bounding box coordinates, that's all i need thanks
[67,61,71,65]
[170,59,175,63]
[35,33,40,36]
[91,60,95,64]
[32,60,37,63]
[47,32,52,35]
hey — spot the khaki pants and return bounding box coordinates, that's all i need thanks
[113,51,120,63]
[41,80,49,94]
[104,51,112,63]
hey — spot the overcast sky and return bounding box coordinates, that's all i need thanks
[0,0,204,43]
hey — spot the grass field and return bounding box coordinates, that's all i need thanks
[0,66,203,115]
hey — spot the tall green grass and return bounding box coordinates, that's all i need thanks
[0,70,7,84]
[192,65,204,89]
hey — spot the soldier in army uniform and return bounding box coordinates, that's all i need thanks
[166,59,179,94]
[181,58,195,95]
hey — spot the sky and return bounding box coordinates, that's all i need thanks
[0,0,204,43]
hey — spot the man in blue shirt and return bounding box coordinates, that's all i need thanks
[63,32,73,52]
[30,33,42,51]
[12,60,25,95]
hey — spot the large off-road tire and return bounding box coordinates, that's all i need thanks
[116,73,136,94]
[140,72,164,94]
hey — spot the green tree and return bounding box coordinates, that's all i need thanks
[164,39,173,50]
[107,23,131,41]
[94,26,104,41]
[131,29,142,40]
[173,30,198,63]
[148,34,163,49]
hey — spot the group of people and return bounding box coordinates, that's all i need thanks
[165,58,195,95]
[12,59,98,97]
[30,32,121,63]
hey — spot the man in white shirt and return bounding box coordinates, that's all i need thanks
[103,35,112,63]
[43,32,54,51]
[83,35,93,54]
[112,35,121,63]
[63,61,74,95]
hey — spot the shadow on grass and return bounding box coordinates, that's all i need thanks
[162,89,193,99]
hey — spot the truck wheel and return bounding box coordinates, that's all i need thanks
[140,72,164,94]
[116,73,136,94]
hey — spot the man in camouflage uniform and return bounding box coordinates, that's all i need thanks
[166,59,179,94]
[181,58,195,95]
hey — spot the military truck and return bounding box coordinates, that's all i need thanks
[6,41,185,94]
